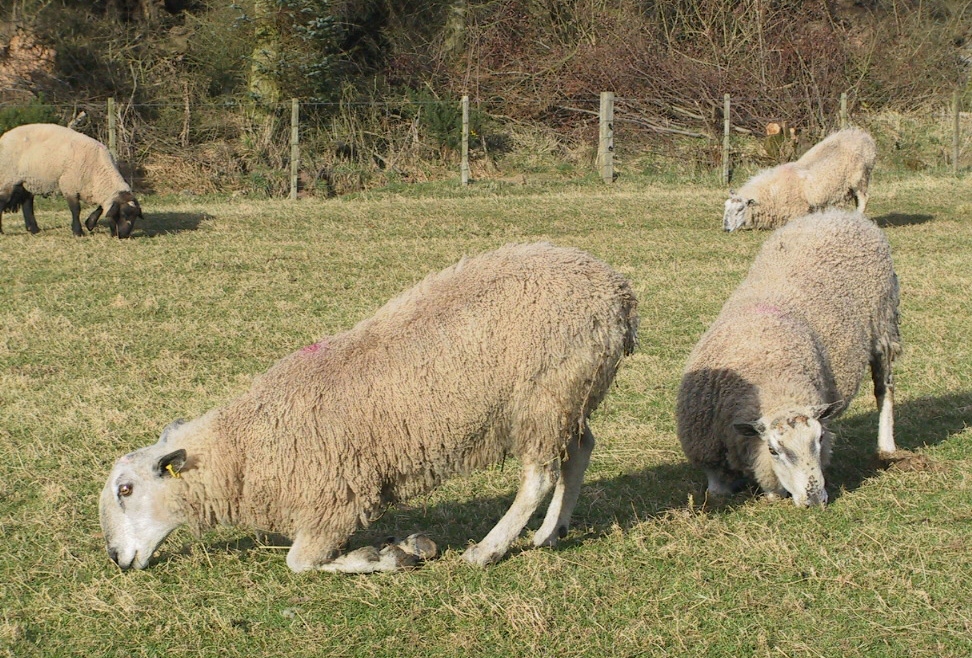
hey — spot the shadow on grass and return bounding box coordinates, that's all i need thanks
[172,390,971,567]
[136,212,213,237]
[873,212,935,227]
[824,389,972,500]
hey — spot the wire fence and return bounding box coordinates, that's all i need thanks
[2,90,970,197]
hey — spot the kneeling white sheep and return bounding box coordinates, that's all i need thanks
[677,209,900,506]
[100,242,639,572]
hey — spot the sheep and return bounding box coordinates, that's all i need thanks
[677,209,900,506]
[100,242,639,572]
[0,123,142,238]
[723,127,876,232]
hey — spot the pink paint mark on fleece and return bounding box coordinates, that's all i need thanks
[751,303,783,316]
[300,339,331,354]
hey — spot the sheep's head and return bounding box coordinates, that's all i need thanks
[734,403,841,506]
[100,419,189,570]
[106,191,142,238]
[723,191,757,232]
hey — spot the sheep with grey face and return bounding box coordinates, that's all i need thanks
[100,242,639,572]
[0,123,142,237]
[723,128,876,232]
[677,210,900,506]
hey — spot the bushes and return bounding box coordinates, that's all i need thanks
[3,0,970,194]
[0,98,59,134]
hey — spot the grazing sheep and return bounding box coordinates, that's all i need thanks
[100,242,639,572]
[723,128,876,232]
[0,123,142,237]
[677,209,900,506]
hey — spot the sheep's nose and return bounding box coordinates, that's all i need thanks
[107,547,120,566]
[807,489,829,506]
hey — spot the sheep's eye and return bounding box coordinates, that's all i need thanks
[118,483,133,497]
[767,445,779,457]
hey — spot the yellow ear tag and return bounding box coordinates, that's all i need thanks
[166,464,181,478]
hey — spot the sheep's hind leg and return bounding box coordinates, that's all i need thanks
[871,352,896,455]
[463,461,556,567]
[533,424,594,548]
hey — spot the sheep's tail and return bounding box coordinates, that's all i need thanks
[619,281,640,357]
[883,272,903,360]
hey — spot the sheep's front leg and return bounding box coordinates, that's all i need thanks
[84,206,103,232]
[872,353,896,455]
[22,195,39,234]
[318,535,438,574]
[463,462,556,567]
[704,466,746,496]
[67,195,83,236]
[287,531,436,574]
[286,532,341,573]
[534,425,594,548]
[854,187,869,214]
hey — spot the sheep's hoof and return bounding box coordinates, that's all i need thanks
[533,524,567,548]
[462,543,502,568]
[380,533,437,568]
[396,533,437,560]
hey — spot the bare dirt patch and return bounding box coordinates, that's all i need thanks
[876,450,946,473]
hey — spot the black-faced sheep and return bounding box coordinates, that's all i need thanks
[723,128,876,232]
[677,209,900,506]
[100,242,639,572]
[0,123,142,237]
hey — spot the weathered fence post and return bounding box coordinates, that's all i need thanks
[722,93,730,186]
[107,97,117,160]
[840,92,848,130]
[953,89,961,175]
[461,95,470,186]
[598,91,614,183]
[290,98,299,200]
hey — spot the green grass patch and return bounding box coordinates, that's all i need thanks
[1,174,971,656]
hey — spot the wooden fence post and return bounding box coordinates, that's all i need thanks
[598,91,614,183]
[722,93,730,186]
[954,89,961,175]
[840,92,848,130]
[461,95,470,186]
[107,97,117,160]
[290,98,299,200]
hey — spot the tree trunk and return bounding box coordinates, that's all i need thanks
[248,0,281,151]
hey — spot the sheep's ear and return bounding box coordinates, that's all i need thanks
[734,421,764,438]
[811,401,843,422]
[159,418,186,444]
[156,449,187,478]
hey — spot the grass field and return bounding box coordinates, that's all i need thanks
[1,173,971,657]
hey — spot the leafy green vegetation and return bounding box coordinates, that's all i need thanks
[0,174,971,656]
